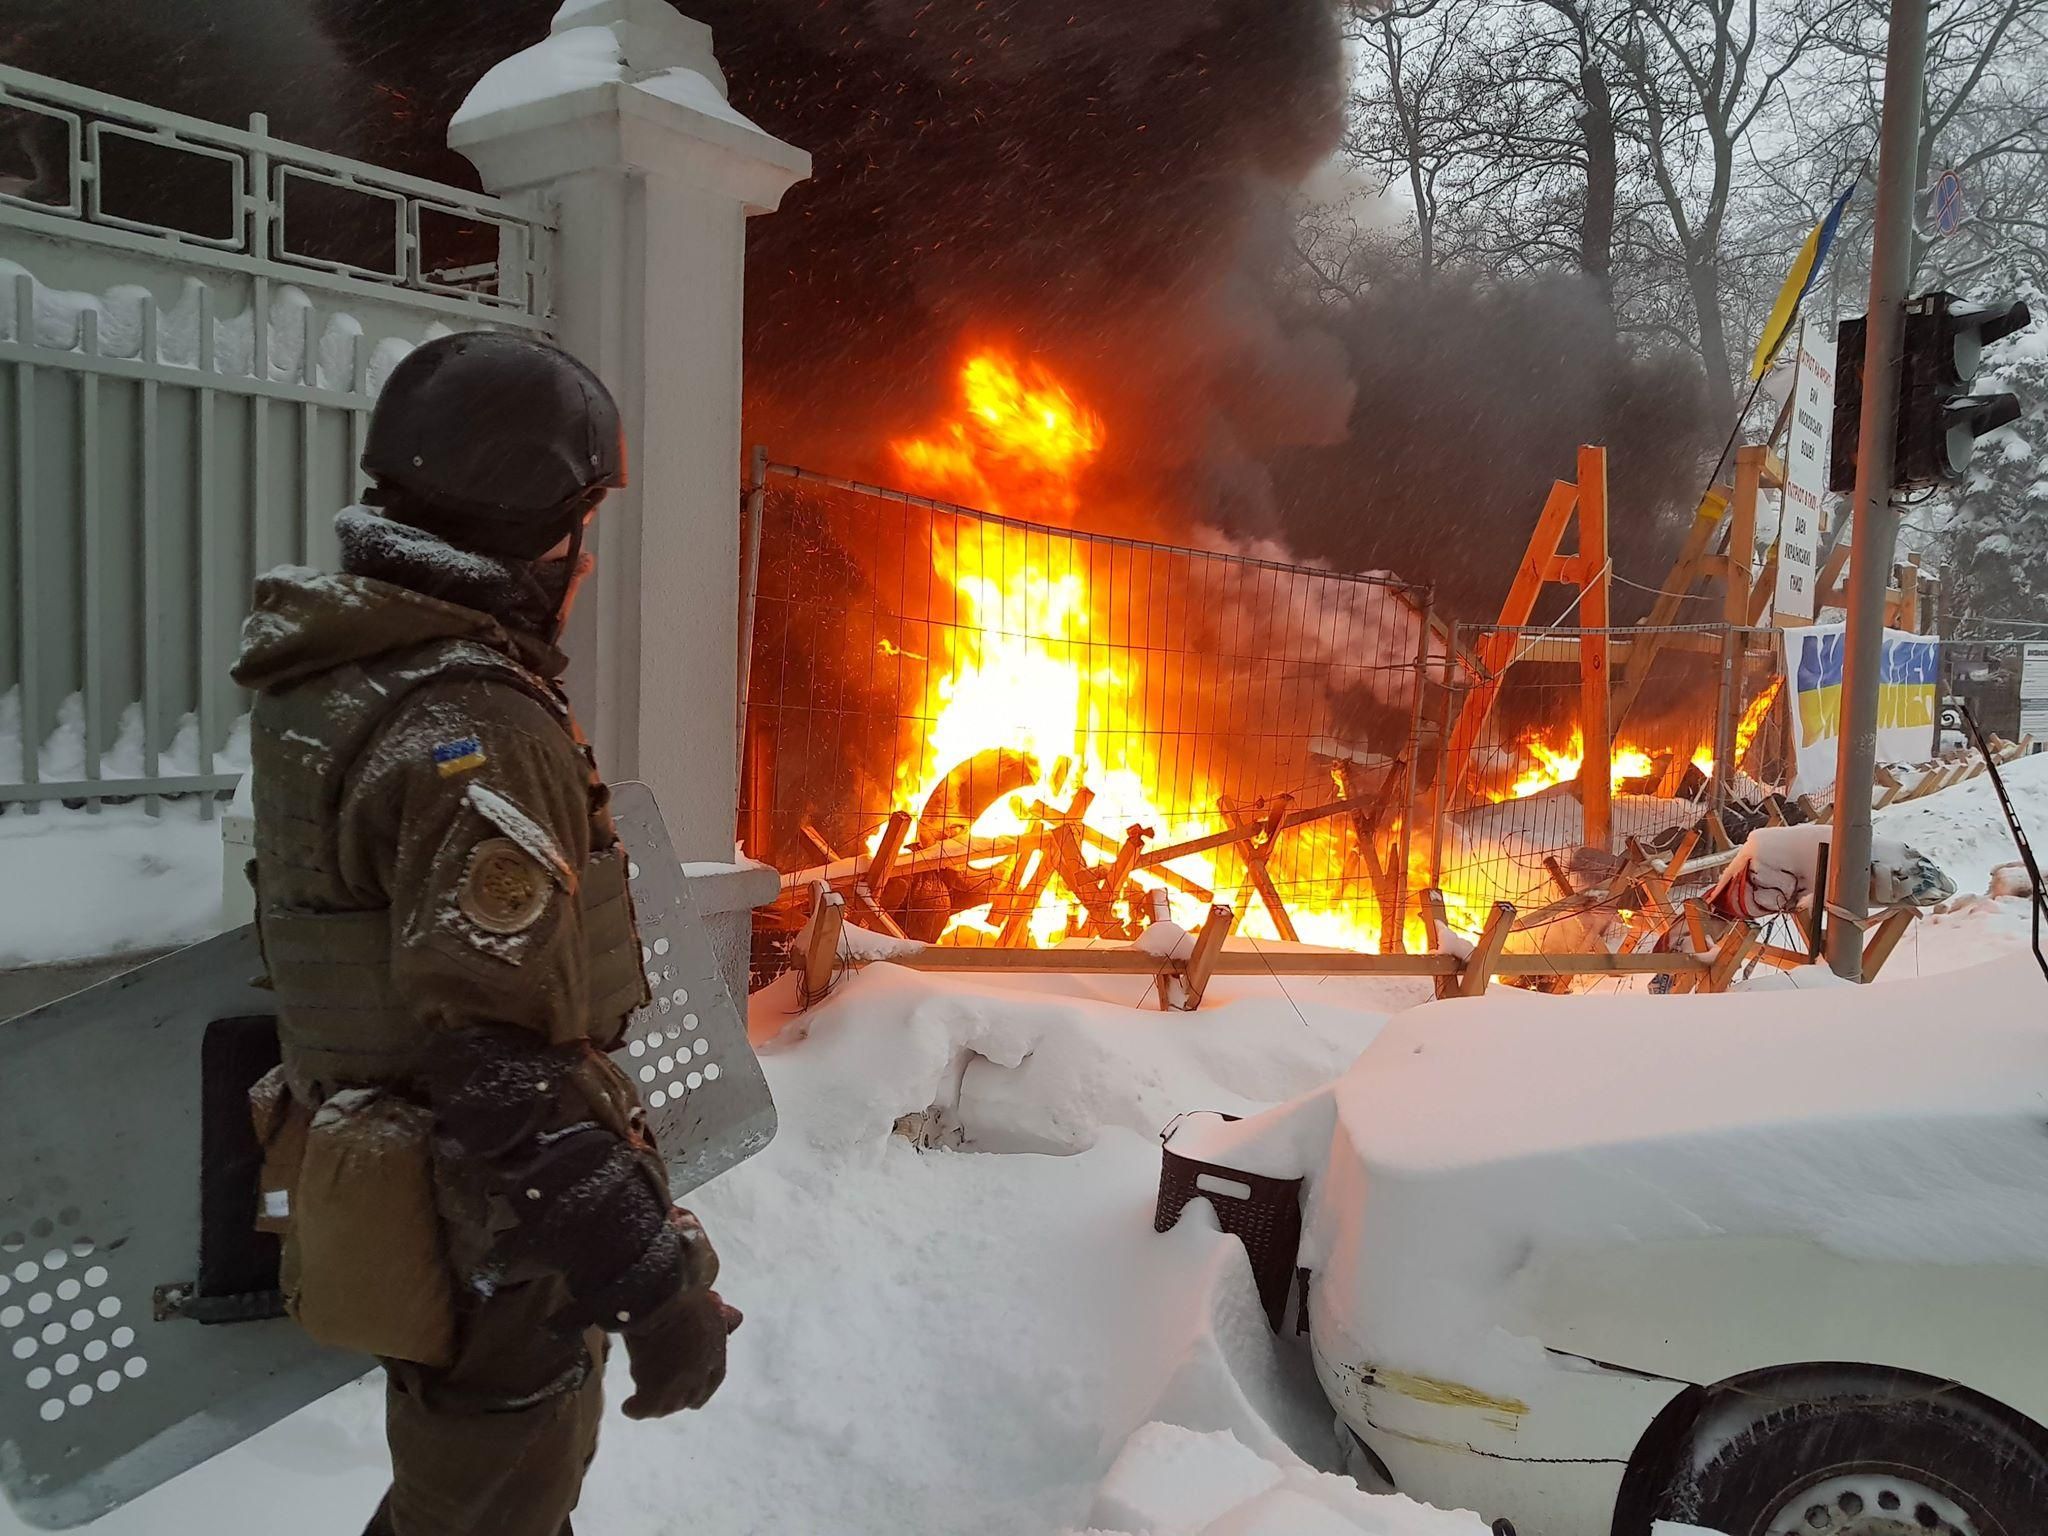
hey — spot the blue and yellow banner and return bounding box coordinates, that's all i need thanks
[1749,182,1856,382]
[1784,624,1938,792]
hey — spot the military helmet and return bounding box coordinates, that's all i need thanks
[361,331,626,562]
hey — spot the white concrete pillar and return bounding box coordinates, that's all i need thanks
[451,0,809,861]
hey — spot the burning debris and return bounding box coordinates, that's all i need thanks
[752,350,1437,960]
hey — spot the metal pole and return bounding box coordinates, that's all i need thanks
[1827,0,1928,980]
[736,445,769,790]
[1710,626,1740,816]
[1396,588,1433,953]
[1430,623,1458,890]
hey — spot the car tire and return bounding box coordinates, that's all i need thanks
[1658,1382,2048,1535]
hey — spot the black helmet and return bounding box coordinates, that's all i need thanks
[361,331,626,561]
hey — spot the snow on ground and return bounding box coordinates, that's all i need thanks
[0,799,227,968]
[1864,750,2048,979]
[1,963,1486,1536]
[3,753,2043,1531]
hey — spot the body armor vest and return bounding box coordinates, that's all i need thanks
[249,637,647,1101]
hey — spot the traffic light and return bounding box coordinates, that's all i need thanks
[1828,291,2032,492]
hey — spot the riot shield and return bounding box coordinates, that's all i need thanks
[0,782,772,1529]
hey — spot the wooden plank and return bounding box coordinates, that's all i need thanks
[1726,446,1763,625]
[1702,921,1758,993]
[1753,943,1816,971]
[1079,821,1215,902]
[1542,856,1576,900]
[1895,765,1946,803]
[1662,829,1702,886]
[780,830,1025,891]
[1333,759,1407,955]
[1511,890,1608,933]
[801,883,846,1004]
[801,821,842,864]
[1685,899,1711,952]
[1861,908,1916,981]
[1419,888,1451,950]
[1458,902,1517,997]
[1613,490,1728,730]
[1174,904,1236,1011]
[1747,551,1778,626]
[1439,479,1579,802]
[867,811,912,893]
[1707,811,1735,852]
[1577,445,1613,852]
[1221,796,1300,944]
[1049,822,1122,937]
[877,947,1708,979]
[1102,823,1152,922]
[995,839,1056,945]
[1136,788,1373,870]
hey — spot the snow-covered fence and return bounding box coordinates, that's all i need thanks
[0,63,553,815]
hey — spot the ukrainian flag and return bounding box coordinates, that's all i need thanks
[1749,182,1856,382]
[1795,629,1936,746]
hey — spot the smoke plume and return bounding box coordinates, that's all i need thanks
[5,0,1713,620]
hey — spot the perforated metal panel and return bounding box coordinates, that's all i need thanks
[0,781,772,1529]
[610,782,777,1194]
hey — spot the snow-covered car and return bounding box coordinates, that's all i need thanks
[1294,956,2048,1536]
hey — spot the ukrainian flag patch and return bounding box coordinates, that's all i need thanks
[433,736,487,778]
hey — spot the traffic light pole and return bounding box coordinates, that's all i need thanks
[1827,0,1929,979]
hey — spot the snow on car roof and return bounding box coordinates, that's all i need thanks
[1328,954,2048,1269]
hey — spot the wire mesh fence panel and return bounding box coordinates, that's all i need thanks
[742,466,1432,975]
[1435,625,1787,931]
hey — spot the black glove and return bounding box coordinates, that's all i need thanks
[621,1287,743,1419]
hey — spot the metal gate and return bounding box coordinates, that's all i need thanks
[0,65,553,815]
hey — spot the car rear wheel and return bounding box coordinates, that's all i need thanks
[1659,1384,2048,1536]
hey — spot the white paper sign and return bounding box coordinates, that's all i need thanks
[1776,323,1835,621]
[2022,644,2048,735]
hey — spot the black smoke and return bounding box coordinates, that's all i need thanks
[5,0,1711,620]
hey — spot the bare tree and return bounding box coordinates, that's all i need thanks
[1612,0,1855,421]
[1342,0,1494,276]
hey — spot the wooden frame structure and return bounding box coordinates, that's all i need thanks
[770,429,1976,1008]
[790,883,1763,1013]
[1436,444,1615,848]
[776,758,1416,958]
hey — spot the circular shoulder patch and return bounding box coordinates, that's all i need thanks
[458,837,553,935]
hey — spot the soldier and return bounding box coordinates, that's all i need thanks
[230,332,740,1536]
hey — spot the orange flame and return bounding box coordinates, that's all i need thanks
[892,352,1105,521]
[1495,726,1659,801]
[1691,678,1784,781]
[883,350,1400,951]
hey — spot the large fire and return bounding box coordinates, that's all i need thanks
[1495,676,1784,803]
[1497,728,1658,802]
[884,350,1397,950]
[865,350,1780,955]
[893,353,1106,521]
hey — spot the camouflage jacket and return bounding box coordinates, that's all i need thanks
[231,534,712,1331]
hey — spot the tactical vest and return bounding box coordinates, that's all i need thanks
[249,637,648,1101]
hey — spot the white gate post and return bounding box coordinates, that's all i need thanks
[451,0,810,861]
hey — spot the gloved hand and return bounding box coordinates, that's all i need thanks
[621,1287,743,1419]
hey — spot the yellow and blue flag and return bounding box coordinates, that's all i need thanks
[1748,182,1856,382]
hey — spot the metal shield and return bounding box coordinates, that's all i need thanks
[0,781,772,1528]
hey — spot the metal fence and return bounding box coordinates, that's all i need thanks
[740,462,1435,959]
[1433,623,1788,914]
[0,65,552,814]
